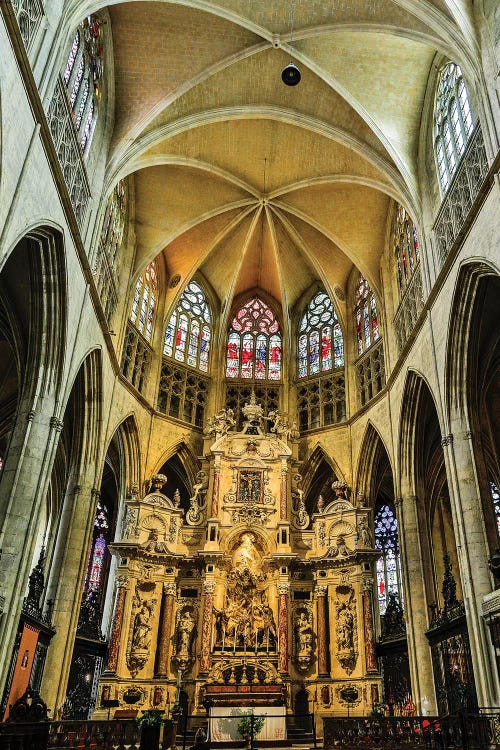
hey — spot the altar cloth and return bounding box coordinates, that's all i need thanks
[209,705,286,741]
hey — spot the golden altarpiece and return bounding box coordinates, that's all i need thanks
[96,396,382,728]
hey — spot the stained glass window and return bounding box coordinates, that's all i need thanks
[375,503,403,615]
[298,291,343,379]
[226,298,281,380]
[130,262,158,341]
[354,275,380,355]
[63,31,80,84]
[164,281,212,373]
[434,63,474,192]
[84,499,111,594]
[392,204,420,297]
[62,15,104,155]
[491,481,500,539]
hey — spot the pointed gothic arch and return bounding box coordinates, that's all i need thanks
[300,444,346,516]
[355,422,394,507]
[445,261,500,554]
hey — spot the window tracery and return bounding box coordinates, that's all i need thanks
[62,15,104,155]
[130,262,158,342]
[354,275,380,356]
[226,298,282,381]
[94,180,128,323]
[298,290,343,378]
[374,503,403,615]
[434,63,474,193]
[164,281,212,373]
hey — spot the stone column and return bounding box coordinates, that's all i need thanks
[0,405,62,689]
[156,583,176,677]
[41,481,101,713]
[397,494,436,713]
[106,576,129,673]
[200,580,215,674]
[280,465,287,520]
[441,429,496,705]
[315,585,329,677]
[362,582,378,673]
[278,583,290,674]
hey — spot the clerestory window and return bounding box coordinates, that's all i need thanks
[354,275,380,356]
[164,281,212,373]
[62,15,104,156]
[130,262,158,342]
[434,63,474,193]
[226,298,282,381]
[298,290,343,379]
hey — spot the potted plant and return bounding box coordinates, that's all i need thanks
[137,708,164,750]
[237,712,265,749]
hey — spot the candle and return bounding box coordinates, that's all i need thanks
[255,632,258,655]
[233,627,237,653]
[222,628,225,653]
[266,628,269,654]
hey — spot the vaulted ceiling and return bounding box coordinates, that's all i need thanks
[92,0,478,334]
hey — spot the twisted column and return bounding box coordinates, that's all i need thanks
[316,585,329,676]
[200,580,215,673]
[106,576,129,673]
[211,463,221,516]
[278,583,290,674]
[280,465,287,520]
[362,582,378,673]
[156,583,176,676]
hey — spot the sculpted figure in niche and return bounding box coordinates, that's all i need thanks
[296,612,313,656]
[176,609,196,656]
[357,517,373,547]
[132,601,154,649]
[232,532,261,575]
[336,601,354,652]
[294,609,313,671]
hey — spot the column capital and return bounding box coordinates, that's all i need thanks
[50,416,64,431]
[441,433,454,447]
[203,580,216,594]
[116,575,129,589]
[315,585,328,598]
[164,582,177,596]
[277,583,290,596]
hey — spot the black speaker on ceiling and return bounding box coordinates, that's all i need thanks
[282,62,301,86]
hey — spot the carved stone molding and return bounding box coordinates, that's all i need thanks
[441,434,454,447]
[203,580,216,594]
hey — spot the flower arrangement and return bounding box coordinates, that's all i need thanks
[137,708,164,727]
[237,712,265,739]
[369,702,388,717]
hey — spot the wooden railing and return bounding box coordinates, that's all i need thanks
[323,710,500,750]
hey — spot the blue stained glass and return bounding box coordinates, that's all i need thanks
[298,290,341,377]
